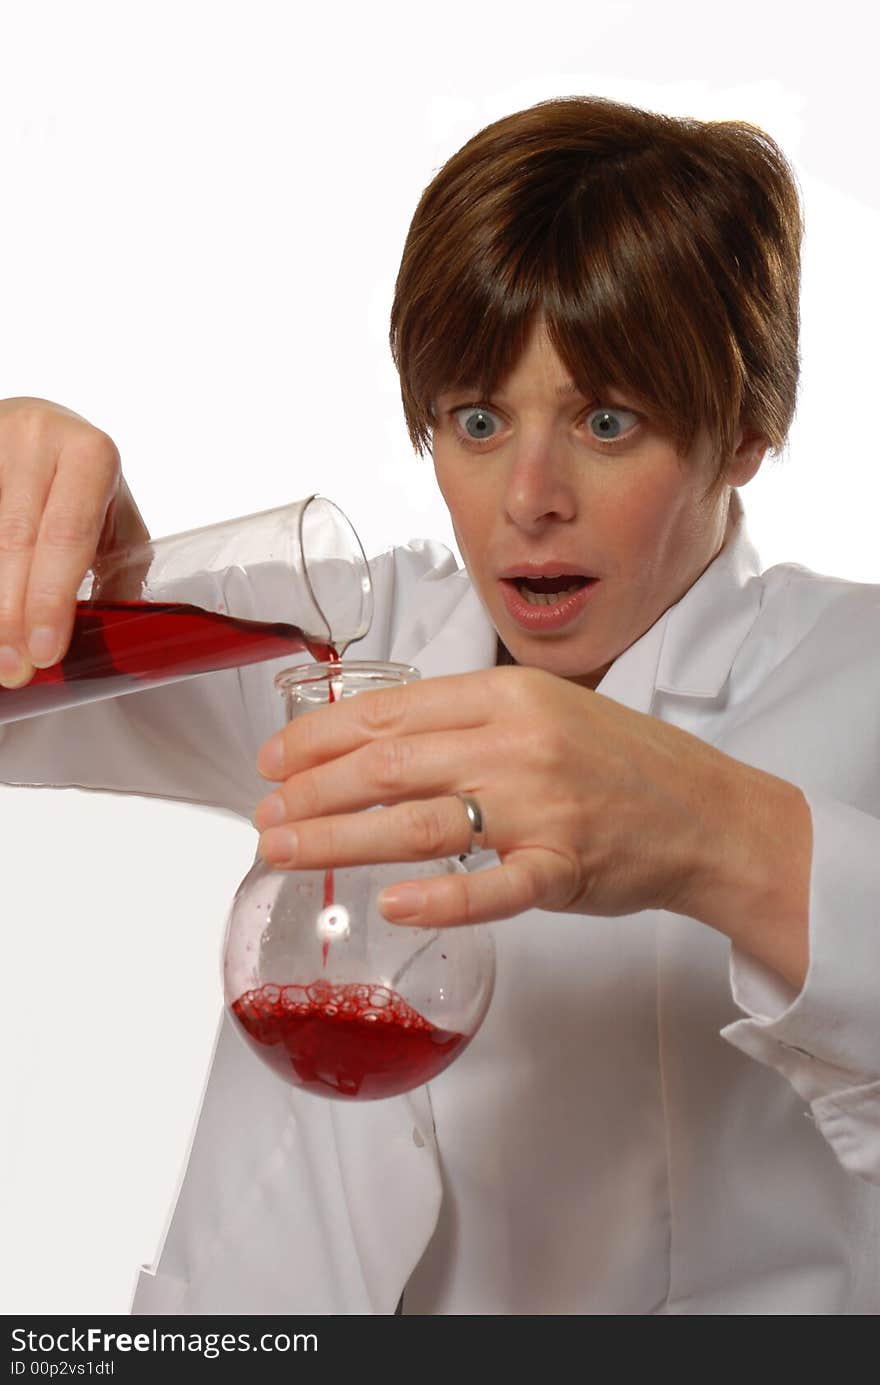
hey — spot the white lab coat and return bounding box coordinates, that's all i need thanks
[1,507,879,1315]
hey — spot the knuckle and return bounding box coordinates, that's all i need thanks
[0,605,23,639]
[2,402,118,466]
[23,597,67,637]
[544,724,570,765]
[0,398,51,442]
[370,736,410,793]
[510,854,546,909]
[441,872,475,925]
[539,847,584,911]
[287,715,320,763]
[25,572,68,606]
[92,429,122,469]
[485,663,516,705]
[520,664,554,703]
[0,508,39,555]
[359,685,405,733]
[87,437,123,490]
[519,720,562,770]
[61,421,121,472]
[41,505,98,549]
[404,802,447,858]
[547,849,581,908]
[295,773,324,818]
[498,663,549,711]
[320,814,345,863]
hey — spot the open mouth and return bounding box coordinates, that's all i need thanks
[499,574,600,632]
[513,575,595,606]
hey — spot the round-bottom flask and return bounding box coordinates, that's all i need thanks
[222,661,496,1101]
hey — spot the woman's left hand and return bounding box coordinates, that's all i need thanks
[252,665,769,930]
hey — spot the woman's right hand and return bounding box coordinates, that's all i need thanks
[0,397,150,690]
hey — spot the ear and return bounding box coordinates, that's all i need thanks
[728,426,769,487]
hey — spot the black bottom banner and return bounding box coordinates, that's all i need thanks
[5,1313,606,1379]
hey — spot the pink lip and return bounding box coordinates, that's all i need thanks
[498,561,599,580]
[499,577,600,633]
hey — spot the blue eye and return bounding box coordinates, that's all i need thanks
[587,407,639,442]
[455,406,500,441]
[449,401,640,448]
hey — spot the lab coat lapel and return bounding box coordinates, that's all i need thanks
[654,521,764,701]
[597,517,765,713]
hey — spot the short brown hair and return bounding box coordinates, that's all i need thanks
[389,95,804,494]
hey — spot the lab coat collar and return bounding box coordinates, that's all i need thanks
[595,504,765,711]
[653,508,764,700]
[392,503,764,709]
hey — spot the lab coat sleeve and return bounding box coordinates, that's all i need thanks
[720,787,880,1185]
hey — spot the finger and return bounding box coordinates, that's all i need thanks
[24,440,121,669]
[0,454,57,685]
[253,725,495,830]
[376,849,566,928]
[258,793,480,870]
[256,668,514,780]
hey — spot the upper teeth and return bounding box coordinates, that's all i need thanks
[518,582,583,605]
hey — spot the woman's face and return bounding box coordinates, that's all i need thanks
[431,320,765,689]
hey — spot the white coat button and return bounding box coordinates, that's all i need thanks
[412,1126,425,1148]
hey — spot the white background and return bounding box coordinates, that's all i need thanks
[0,0,877,1314]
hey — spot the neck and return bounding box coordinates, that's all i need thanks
[496,636,517,667]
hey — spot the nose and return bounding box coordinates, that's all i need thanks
[503,435,578,531]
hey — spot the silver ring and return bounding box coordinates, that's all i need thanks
[455,792,487,855]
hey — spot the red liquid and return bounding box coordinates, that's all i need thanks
[231,979,468,1100]
[0,599,336,723]
[322,672,341,968]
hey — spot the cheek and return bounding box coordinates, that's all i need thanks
[433,455,492,557]
[602,469,697,571]
[432,442,459,510]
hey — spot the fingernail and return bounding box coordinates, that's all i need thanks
[378,885,426,921]
[258,735,286,778]
[260,828,299,866]
[0,646,29,686]
[254,792,286,829]
[28,627,59,668]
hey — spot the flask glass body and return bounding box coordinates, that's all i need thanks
[222,660,496,1101]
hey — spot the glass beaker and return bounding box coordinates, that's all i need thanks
[222,660,496,1101]
[0,494,372,726]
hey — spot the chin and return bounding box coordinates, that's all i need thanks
[500,632,601,678]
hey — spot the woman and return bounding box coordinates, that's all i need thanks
[1,95,878,1315]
